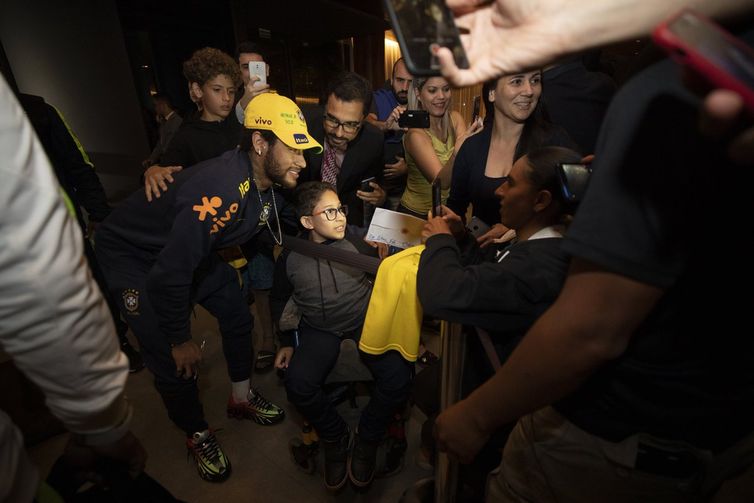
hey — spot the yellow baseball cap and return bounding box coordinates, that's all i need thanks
[243,92,322,153]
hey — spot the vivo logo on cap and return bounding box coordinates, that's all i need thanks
[254,117,272,125]
[293,134,309,144]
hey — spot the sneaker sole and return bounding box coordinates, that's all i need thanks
[226,409,285,425]
[188,452,232,483]
[347,456,375,488]
[196,464,232,483]
[324,471,349,492]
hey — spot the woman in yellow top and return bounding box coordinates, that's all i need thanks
[399,76,482,218]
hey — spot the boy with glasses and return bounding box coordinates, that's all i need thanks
[271,181,414,491]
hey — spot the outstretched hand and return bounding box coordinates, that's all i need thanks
[437,0,571,87]
[422,205,466,240]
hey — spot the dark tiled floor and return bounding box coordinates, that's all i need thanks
[28,306,440,502]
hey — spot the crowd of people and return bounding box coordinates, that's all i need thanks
[2,0,753,501]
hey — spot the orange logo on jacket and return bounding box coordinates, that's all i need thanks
[193,196,240,234]
[210,203,239,234]
[193,196,223,221]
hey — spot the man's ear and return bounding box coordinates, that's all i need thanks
[300,215,314,230]
[533,190,553,213]
[190,82,203,100]
[251,131,269,155]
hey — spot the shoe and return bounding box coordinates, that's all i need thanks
[323,428,351,491]
[227,388,285,425]
[186,429,231,482]
[120,341,144,373]
[253,350,276,374]
[348,433,378,488]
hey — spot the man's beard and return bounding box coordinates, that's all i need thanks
[264,151,296,189]
[326,133,348,151]
[394,91,408,105]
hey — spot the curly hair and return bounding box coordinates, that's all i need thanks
[182,47,241,88]
[294,181,337,219]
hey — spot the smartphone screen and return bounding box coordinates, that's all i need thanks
[383,0,469,76]
[398,110,430,128]
[557,163,592,203]
[653,10,754,111]
[431,178,443,217]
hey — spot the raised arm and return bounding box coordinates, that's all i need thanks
[438,0,751,86]
[434,258,664,462]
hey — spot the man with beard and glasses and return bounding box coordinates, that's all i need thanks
[94,93,321,483]
[366,58,414,211]
[301,71,386,226]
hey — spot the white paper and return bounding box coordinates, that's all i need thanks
[366,208,425,249]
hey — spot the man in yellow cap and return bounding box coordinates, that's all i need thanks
[94,92,321,483]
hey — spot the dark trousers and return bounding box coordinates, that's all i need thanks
[97,253,253,435]
[284,324,414,442]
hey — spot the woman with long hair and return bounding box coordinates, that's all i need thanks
[399,76,482,218]
[447,70,575,246]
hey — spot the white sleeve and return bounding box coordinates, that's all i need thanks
[236,100,245,124]
[0,77,130,441]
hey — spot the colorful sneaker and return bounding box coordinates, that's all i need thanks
[186,429,231,482]
[227,388,285,425]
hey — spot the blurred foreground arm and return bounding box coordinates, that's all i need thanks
[0,77,145,497]
[439,0,751,86]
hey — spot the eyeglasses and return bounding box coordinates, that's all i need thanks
[323,113,362,133]
[312,205,349,221]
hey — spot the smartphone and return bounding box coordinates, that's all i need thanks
[360,176,376,192]
[466,215,490,238]
[653,9,754,112]
[471,95,481,122]
[556,163,592,203]
[383,0,470,76]
[248,61,267,86]
[398,109,430,129]
[431,178,443,217]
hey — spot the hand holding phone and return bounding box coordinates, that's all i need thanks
[248,61,267,87]
[653,9,754,113]
[431,178,443,217]
[360,177,376,193]
[383,0,469,76]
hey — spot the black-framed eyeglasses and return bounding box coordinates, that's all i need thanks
[311,205,349,221]
[323,113,362,133]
